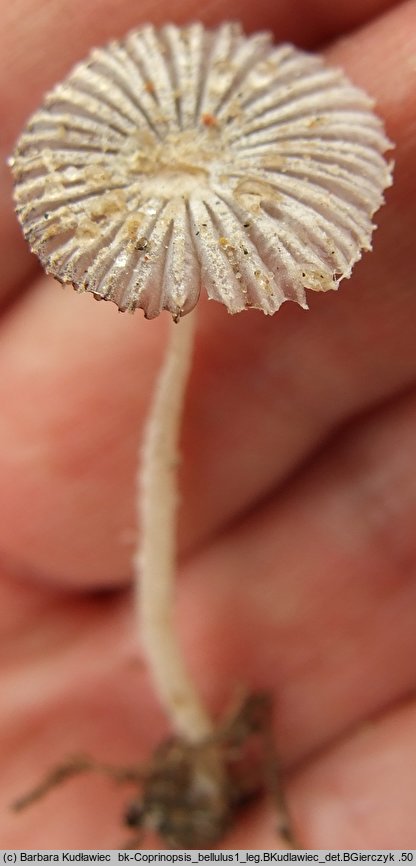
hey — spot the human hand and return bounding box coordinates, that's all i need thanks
[1,0,416,848]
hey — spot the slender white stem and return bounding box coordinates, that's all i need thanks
[135,309,214,744]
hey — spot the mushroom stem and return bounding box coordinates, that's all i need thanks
[135,308,214,744]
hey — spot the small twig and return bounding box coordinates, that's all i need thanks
[258,718,297,848]
[11,755,144,812]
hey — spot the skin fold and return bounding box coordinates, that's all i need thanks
[0,0,415,848]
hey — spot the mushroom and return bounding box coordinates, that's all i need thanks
[9,22,393,848]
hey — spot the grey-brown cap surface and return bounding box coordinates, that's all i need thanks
[10,22,393,320]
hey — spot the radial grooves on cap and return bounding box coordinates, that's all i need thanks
[236,53,322,111]
[47,84,133,136]
[205,190,285,312]
[128,203,174,317]
[201,31,272,119]
[221,192,310,304]
[190,197,250,312]
[134,26,181,131]
[86,200,165,302]
[160,25,205,130]
[11,23,393,318]
[260,138,388,176]
[123,37,170,137]
[20,180,127,214]
[238,75,363,124]
[59,213,128,285]
[195,23,241,120]
[85,52,162,140]
[163,200,201,315]
[267,198,351,278]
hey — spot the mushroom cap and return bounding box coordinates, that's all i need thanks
[10,22,393,320]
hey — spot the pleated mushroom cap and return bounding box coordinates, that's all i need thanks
[10,22,393,320]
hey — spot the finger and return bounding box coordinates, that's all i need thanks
[0,282,165,586]
[1,0,403,300]
[1,559,414,847]
[3,383,415,766]
[0,575,150,848]
[291,699,416,847]
[0,0,414,586]
[178,386,416,763]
